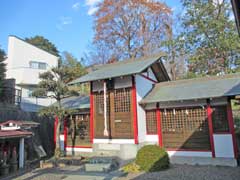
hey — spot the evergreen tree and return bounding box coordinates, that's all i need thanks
[32,62,78,157]
[181,0,240,76]
[26,35,59,56]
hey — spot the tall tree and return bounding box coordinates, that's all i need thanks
[33,63,78,157]
[0,47,6,95]
[61,51,86,83]
[181,0,240,76]
[90,0,172,64]
[163,14,187,80]
[61,51,88,95]
[25,36,59,56]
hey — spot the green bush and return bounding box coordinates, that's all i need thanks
[135,145,169,172]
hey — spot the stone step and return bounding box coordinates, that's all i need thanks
[84,157,119,172]
[93,150,120,157]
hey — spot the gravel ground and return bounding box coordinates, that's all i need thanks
[11,164,240,180]
[119,164,240,180]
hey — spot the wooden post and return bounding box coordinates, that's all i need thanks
[156,104,163,147]
[90,82,94,143]
[227,100,238,158]
[207,102,215,158]
[132,76,138,144]
[103,81,109,136]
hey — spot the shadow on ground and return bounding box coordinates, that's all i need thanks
[13,166,127,180]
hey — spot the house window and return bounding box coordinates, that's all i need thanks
[212,105,229,133]
[27,89,34,97]
[29,61,47,70]
[146,110,157,134]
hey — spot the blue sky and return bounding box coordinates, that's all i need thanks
[0,0,182,61]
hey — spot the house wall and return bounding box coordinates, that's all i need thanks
[6,36,58,112]
[135,68,157,143]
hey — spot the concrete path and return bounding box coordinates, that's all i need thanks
[13,166,126,180]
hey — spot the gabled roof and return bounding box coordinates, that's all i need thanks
[231,0,240,34]
[141,73,240,104]
[69,53,169,84]
[0,120,39,127]
[60,96,90,110]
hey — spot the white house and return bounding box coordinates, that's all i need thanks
[6,36,58,112]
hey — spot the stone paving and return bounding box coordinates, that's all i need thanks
[12,164,240,180]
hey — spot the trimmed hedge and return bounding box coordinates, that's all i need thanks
[135,145,169,172]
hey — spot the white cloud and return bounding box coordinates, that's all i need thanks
[56,16,72,30]
[85,0,102,16]
[60,16,72,25]
[85,0,101,6]
[88,6,98,15]
[72,2,80,11]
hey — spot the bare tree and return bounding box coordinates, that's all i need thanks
[90,0,172,64]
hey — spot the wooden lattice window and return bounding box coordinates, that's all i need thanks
[114,88,131,112]
[161,108,208,133]
[95,92,109,114]
[161,107,210,150]
[212,105,229,133]
[146,110,157,134]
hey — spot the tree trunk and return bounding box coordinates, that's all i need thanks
[55,119,61,158]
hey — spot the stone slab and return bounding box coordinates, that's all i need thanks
[170,156,238,167]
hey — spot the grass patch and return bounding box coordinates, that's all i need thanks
[122,162,141,173]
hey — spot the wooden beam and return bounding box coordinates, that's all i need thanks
[139,73,158,83]
[231,0,240,34]
[90,82,94,143]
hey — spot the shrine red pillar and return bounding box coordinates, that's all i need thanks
[207,102,215,158]
[156,104,163,147]
[132,76,139,144]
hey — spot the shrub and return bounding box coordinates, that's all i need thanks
[135,145,169,172]
[122,162,141,173]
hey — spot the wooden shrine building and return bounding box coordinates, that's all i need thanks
[67,54,240,166]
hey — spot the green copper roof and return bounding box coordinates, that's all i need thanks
[61,96,90,110]
[141,74,240,104]
[69,53,167,84]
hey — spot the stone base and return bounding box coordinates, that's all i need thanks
[170,156,238,167]
[84,157,119,172]
[85,163,112,172]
